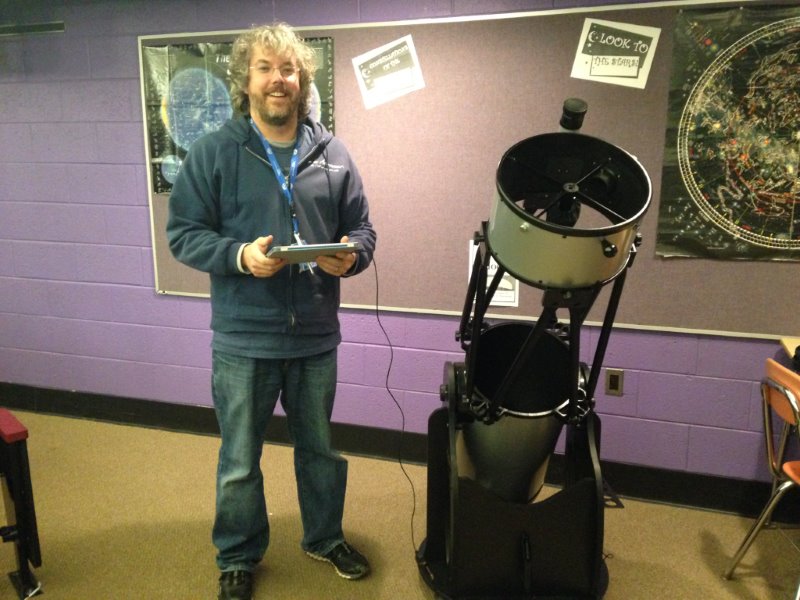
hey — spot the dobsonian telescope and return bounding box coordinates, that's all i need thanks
[416,98,651,599]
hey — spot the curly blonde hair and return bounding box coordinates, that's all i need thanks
[229,23,318,120]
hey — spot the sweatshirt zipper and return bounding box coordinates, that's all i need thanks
[245,144,300,332]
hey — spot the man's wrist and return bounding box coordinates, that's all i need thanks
[237,243,251,274]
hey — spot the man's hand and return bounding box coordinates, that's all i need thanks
[242,235,286,278]
[315,235,357,277]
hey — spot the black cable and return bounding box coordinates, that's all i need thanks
[369,256,418,552]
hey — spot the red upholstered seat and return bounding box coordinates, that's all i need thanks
[0,408,28,444]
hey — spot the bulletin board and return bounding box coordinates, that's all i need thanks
[140,2,800,338]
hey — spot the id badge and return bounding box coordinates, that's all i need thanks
[294,232,316,274]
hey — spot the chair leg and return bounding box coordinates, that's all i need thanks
[723,480,795,580]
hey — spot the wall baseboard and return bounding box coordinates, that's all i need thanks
[1,382,792,521]
[0,382,428,462]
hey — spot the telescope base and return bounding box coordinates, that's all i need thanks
[417,407,607,599]
[417,540,608,600]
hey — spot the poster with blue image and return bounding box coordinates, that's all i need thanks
[141,37,334,194]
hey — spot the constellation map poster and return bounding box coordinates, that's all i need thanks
[140,37,334,194]
[657,6,800,261]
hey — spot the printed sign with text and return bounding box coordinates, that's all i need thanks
[571,19,660,89]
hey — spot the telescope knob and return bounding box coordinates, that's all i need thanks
[602,239,618,257]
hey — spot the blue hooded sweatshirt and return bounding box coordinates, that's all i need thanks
[167,115,376,343]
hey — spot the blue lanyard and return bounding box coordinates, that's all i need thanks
[250,119,301,236]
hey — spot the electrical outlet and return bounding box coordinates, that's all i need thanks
[605,368,624,396]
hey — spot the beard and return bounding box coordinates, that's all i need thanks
[251,86,300,127]
[258,104,292,127]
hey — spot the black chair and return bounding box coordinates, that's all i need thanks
[0,408,42,598]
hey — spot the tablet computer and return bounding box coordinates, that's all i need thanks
[266,242,362,263]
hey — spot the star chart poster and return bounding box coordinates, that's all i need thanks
[657,6,800,261]
[140,38,334,194]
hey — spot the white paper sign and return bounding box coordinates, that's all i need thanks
[571,19,660,89]
[468,242,519,308]
[352,34,425,109]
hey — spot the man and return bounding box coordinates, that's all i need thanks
[167,22,377,600]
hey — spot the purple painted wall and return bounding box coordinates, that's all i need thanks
[0,0,787,484]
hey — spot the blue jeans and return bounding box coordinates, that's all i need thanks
[211,348,347,572]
